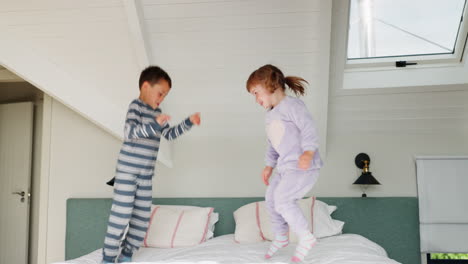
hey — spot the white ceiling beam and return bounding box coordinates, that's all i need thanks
[0,36,123,140]
[123,0,151,68]
[122,0,173,168]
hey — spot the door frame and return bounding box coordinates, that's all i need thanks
[34,94,52,264]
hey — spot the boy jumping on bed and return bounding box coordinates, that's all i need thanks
[102,66,201,263]
[246,64,323,262]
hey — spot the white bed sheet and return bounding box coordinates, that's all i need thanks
[58,234,400,264]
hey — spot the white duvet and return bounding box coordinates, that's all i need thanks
[59,234,400,264]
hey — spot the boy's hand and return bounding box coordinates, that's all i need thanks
[190,112,201,125]
[262,166,273,186]
[298,151,314,170]
[156,114,171,126]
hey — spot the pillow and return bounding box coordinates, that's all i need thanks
[143,205,215,248]
[154,205,219,240]
[233,197,344,243]
[308,199,344,239]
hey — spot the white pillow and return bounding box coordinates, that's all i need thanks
[233,197,344,243]
[311,200,344,239]
[154,205,219,240]
[143,205,216,248]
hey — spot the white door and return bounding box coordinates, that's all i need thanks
[0,102,33,264]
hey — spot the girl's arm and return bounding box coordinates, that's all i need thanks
[265,139,279,168]
[290,101,319,155]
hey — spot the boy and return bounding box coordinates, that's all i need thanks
[102,66,200,263]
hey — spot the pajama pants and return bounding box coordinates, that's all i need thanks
[265,169,319,236]
[102,172,153,262]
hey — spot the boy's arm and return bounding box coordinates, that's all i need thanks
[161,117,193,141]
[124,103,162,140]
[265,139,279,168]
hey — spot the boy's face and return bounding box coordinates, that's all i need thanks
[141,79,170,109]
[250,84,273,109]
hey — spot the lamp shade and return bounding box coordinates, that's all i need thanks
[353,172,380,185]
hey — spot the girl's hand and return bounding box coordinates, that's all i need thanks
[262,166,273,186]
[156,114,171,126]
[298,151,314,170]
[190,112,201,126]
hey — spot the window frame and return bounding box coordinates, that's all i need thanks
[345,0,468,70]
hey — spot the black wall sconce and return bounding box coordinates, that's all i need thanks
[353,153,380,197]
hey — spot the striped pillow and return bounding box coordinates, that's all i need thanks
[143,205,214,248]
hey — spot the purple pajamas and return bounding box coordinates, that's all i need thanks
[264,96,322,236]
[266,169,319,234]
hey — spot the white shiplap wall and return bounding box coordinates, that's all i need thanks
[0,0,140,139]
[320,0,468,197]
[321,89,468,197]
[140,0,332,197]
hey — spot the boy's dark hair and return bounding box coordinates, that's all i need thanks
[139,66,172,89]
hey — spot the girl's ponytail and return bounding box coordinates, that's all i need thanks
[284,76,307,96]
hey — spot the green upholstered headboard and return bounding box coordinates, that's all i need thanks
[66,197,420,264]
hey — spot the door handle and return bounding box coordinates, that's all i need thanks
[12,191,25,197]
[12,191,28,202]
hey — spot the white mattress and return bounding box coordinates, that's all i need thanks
[58,234,400,264]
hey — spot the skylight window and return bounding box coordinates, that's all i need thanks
[347,0,467,67]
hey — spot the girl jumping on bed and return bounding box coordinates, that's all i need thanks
[246,64,323,262]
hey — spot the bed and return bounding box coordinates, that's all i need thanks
[61,197,420,264]
[60,233,401,264]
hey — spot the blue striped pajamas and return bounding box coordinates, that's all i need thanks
[102,99,193,262]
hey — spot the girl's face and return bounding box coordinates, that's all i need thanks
[250,84,273,109]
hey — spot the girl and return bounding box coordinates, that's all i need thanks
[246,64,323,262]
